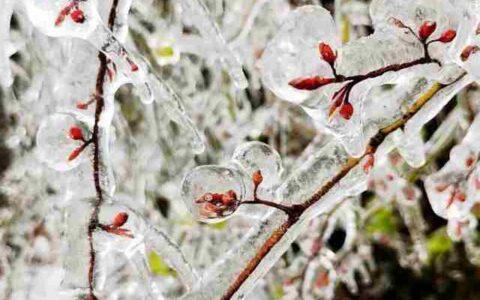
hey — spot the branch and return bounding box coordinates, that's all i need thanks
[220,74,466,300]
[86,1,120,299]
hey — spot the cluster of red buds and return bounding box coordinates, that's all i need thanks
[67,125,91,161]
[99,212,134,238]
[288,19,457,121]
[195,190,239,219]
[55,0,86,27]
[390,18,457,44]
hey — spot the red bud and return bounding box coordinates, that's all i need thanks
[76,102,88,110]
[68,146,83,161]
[126,58,139,72]
[339,102,354,120]
[112,212,129,227]
[288,76,334,90]
[363,154,375,174]
[438,30,456,43]
[461,45,479,61]
[455,192,466,202]
[314,272,330,288]
[418,21,437,41]
[319,42,336,64]
[252,170,263,187]
[68,126,83,140]
[222,190,237,206]
[70,9,85,24]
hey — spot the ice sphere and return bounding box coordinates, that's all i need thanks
[36,112,91,171]
[181,165,245,223]
[258,5,341,104]
[231,141,283,190]
[24,0,99,39]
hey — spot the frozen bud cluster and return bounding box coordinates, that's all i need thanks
[181,165,245,223]
[36,112,92,171]
[182,142,285,222]
[425,114,480,220]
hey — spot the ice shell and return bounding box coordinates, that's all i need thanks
[181,165,246,223]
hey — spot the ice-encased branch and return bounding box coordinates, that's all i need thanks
[181,73,470,300]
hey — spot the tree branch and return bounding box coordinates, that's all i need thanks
[220,74,466,300]
[86,1,120,299]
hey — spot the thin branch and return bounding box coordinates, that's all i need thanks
[220,74,466,300]
[86,1,120,299]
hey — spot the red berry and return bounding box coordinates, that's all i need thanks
[112,212,129,227]
[438,30,456,43]
[461,45,479,61]
[69,126,83,140]
[70,9,85,24]
[418,21,437,41]
[319,42,336,64]
[339,102,354,120]
[288,76,335,90]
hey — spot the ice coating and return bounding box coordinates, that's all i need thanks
[425,113,480,220]
[181,165,245,223]
[0,0,14,87]
[259,6,341,104]
[179,0,248,90]
[36,112,92,172]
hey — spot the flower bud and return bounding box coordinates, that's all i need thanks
[418,21,437,41]
[438,30,456,43]
[339,102,354,120]
[288,76,335,90]
[70,9,85,24]
[252,170,263,187]
[460,45,479,62]
[112,212,129,227]
[68,126,83,140]
[319,42,336,64]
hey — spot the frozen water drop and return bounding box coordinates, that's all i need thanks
[36,113,90,171]
[181,165,245,223]
[231,141,283,190]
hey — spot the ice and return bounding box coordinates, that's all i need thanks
[0,0,14,87]
[179,0,248,90]
[231,141,283,191]
[181,165,245,223]
[424,113,480,220]
[258,6,341,104]
[35,112,92,172]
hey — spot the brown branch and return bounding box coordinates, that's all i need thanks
[86,1,120,299]
[220,75,465,299]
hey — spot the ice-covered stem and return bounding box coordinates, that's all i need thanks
[220,74,465,300]
[240,170,303,219]
[86,1,120,299]
[290,20,454,119]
